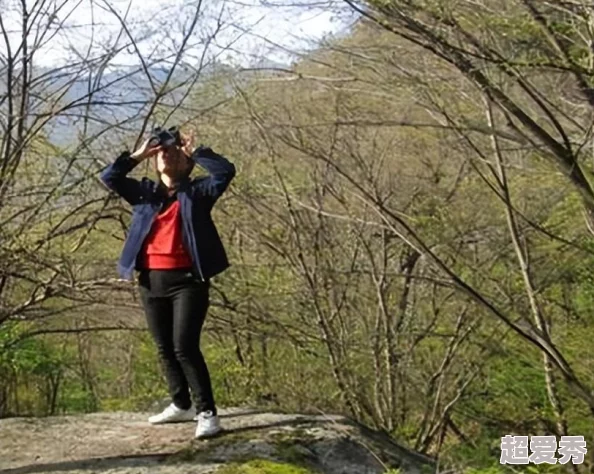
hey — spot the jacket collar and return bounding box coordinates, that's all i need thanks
[156,176,191,197]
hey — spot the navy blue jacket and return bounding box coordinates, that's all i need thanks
[100,145,236,281]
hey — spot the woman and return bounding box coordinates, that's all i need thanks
[100,126,235,439]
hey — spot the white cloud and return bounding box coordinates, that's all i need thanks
[0,0,352,69]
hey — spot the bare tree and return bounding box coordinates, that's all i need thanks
[0,0,257,415]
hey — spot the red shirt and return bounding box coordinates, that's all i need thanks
[139,200,193,269]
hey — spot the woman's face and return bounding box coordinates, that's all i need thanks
[155,146,191,179]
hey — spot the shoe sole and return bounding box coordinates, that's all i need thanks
[195,427,223,439]
[149,416,197,425]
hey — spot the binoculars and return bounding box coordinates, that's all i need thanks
[149,126,182,149]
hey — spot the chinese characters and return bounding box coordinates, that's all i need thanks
[500,435,587,465]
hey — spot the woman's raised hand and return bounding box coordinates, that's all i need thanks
[131,138,162,161]
[180,130,196,159]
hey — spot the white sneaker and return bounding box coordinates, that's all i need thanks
[195,410,221,438]
[148,403,196,424]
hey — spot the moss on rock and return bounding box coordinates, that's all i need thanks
[216,459,316,474]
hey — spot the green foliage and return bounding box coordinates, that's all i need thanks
[3,2,594,474]
[464,467,511,474]
[465,465,565,474]
[0,323,65,415]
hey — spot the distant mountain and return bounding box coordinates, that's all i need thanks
[243,58,290,71]
[1,58,288,147]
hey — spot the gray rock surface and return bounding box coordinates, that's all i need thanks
[0,407,435,474]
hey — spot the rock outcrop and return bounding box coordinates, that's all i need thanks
[0,407,435,474]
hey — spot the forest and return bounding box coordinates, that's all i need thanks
[0,0,593,472]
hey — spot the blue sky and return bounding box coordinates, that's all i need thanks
[0,0,354,69]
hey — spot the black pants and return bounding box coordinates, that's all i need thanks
[138,269,216,415]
